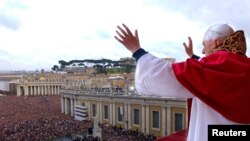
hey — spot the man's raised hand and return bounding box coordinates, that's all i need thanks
[115,24,141,53]
[183,37,194,58]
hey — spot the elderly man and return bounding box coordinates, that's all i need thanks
[115,23,250,141]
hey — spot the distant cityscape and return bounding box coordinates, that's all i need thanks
[0,56,186,140]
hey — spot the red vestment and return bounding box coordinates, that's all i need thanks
[157,51,250,141]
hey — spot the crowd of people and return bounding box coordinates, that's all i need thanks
[0,95,157,141]
[99,124,157,141]
[0,95,90,141]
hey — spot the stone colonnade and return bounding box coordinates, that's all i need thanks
[17,84,61,96]
[61,91,187,138]
[61,96,76,117]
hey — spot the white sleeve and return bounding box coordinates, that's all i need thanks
[135,53,193,99]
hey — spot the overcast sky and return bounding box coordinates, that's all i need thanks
[0,0,250,71]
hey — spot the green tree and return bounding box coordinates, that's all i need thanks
[51,65,60,71]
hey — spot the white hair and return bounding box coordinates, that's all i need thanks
[203,24,234,41]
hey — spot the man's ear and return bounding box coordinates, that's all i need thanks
[214,39,223,48]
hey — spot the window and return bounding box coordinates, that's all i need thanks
[152,111,160,129]
[117,107,123,122]
[104,105,109,119]
[175,113,183,131]
[92,104,96,117]
[133,109,140,125]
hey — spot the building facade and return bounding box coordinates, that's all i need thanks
[61,89,187,138]
[8,57,187,138]
[16,73,63,96]
[58,57,187,138]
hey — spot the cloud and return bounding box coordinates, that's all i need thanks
[0,13,20,30]
[0,0,30,30]
[148,0,250,56]
[153,0,250,35]
[0,0,250,70]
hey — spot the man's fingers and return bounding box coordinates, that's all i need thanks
[115,30,125,40]
[117,25,127,36]
[122,24,133,36]
[114,36,127,47]
[114,24,141,53]
[135,30,139,39]
[183,42,188,49]
[114,36,122,43]
[188,37,193,46]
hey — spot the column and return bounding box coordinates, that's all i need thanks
[17,85,20,96]
[24,86,28,96]
[109,102,113,125]
[61,97,65,113]
[40,86,43,95]
[127,103,131,129]
[74,96,78,105]
[87,100,91,120]
[44,86,46,95]
[41,86,44,95]
[45,85,48,95]
[112,102,116,125]
[31,86,33,95]
[124,103,128,130]
[30,86,32,95]
[141,104,145,133]
[32,86,35,95]
[30,86,33,95]
[50,85,52,95]
[49,85,51,95]
[71,98,74,116]
[99,101,102,124]
[54,85,57,95]
[52,85,55,95]
[38,86,40,95]
[37,86,39,95]
[162,107,166,136]
[29,86,32,95]
[45,86,47,95]
[28,86,30,95]
[40,86,42,95]
[50,85,54,95]
[47,85,50,95]
[65,98,68,115]
[166,106,171,135]
[50,85,53,95]
[57,85,60,95]
[145,105,150,134]
[96,101,100,118]
[54,85,56,95]
[34,86,37,95]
